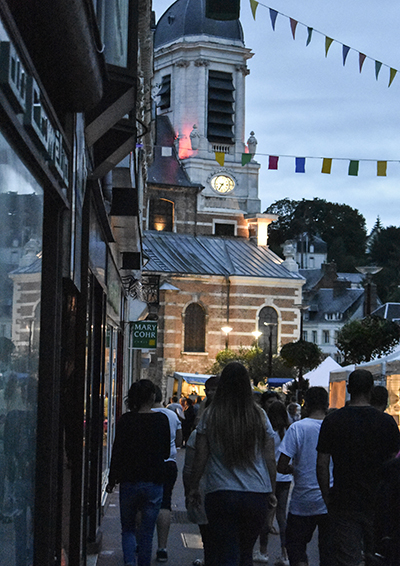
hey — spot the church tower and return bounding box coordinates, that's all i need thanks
[152,0,272,239]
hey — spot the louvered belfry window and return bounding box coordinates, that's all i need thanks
[207,70,235,144]
[158,74,171,110]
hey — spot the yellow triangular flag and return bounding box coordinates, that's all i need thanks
[377,161,387,177]
[389,68,397,87]
[215,152,225,166]
[325,37,334,57]
[321,158,332,174]
[250,0,259,20]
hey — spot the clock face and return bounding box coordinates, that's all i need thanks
[211,175,235,194]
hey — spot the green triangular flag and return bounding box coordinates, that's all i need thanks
[389,68,397,87]
[348,160,359,176]
[325,37,334,57]
[306,27,313,46]
[250,0,259,20]
[242,153,252,166]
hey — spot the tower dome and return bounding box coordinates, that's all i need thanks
[154,0,244,49]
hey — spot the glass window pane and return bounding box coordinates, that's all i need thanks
[0,130,43,566]
[103,0,129,67]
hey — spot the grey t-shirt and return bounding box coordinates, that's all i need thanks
[197,408,275,494]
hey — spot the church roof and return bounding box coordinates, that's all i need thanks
[154,0,244,49]
[143,231,304,279]
[147,116,201,189]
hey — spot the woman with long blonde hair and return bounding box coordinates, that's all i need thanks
[189,362,277,566]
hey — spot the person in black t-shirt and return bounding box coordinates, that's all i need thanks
[107,380,170,566]
[317,369,400,566]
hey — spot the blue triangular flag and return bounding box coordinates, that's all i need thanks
[342,45,350,66]
[269,9,278,30]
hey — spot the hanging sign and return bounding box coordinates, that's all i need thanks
[131,321,157,349]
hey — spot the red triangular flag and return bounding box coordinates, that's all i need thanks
[290,18,298,40]
[359,53,366,73]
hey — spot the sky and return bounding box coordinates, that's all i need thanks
[152,0,400,233]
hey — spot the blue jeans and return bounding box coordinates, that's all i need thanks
[205,490,268,566]
[119,481,163,566]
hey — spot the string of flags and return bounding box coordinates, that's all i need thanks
[216,151,397,176]
[248,0,398,87]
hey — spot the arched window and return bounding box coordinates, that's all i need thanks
[184,303,206,352]
[258,306,278,354]
[149,198,174,232]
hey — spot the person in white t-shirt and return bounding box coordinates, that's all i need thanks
[277,387,334,566]
[152,387,182,563]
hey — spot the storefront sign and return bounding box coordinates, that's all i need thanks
[131,321,157,349]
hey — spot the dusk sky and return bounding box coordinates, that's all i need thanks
[153,0,400,232]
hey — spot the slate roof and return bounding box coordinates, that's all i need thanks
[372,303,400,322]
[143,230,304,279]
[147,116,202,189]
[307,288,364,322]
[154,0,244,49]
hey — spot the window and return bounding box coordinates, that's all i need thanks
[325,312,343,321]
[157,74,171,110]
[95,0,130,68]
[214,223,235,236]
[312,330,318,343]
[323,330,330,344]
[207,70,234,144]
[302,330,308,341]
[258,307,278,354]
[149,198,174,232]
[184,303,206,352]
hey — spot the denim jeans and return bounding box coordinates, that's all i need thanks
[205,490,268,566]
[119,481,163,566]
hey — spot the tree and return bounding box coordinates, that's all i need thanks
[368,225,400,303]
[336,315,400,364]
[279,340,323,402]
[265,197,367,271]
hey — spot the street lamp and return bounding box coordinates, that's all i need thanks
[252,330,262,346]
[264,322,277,378]
[221,326,232,350]
[355,265,382,316]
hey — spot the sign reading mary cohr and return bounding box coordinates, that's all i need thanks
[131,321,157,349]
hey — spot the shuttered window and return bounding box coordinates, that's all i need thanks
[184,303,206,352]
[207,70,234,144]
[158,74,171,110]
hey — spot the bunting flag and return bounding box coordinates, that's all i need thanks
[215,152,225,166]
[321,158,332,174]
[377,161,387,176]
[269,8,278,30]
[342,45,350,66]
[306,27,313,46]
[250,2,399,87]
[295,157,306,173]
[375,61,383,80]
[250,0,258,20]
[290,18,298,40]
[359,53,367,73]
[325,37,334,57]
[389,68,397,87]
[348,160,359,176]
[241,153,252,166]
[269,155,279,169]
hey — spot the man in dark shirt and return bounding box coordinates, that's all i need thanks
[317,369,400,566]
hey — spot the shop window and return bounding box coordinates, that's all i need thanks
[258,306,278,354]
[0,130,43,563]
[149,198,174,232]
[184,303,206,352]
[207,70,234,144]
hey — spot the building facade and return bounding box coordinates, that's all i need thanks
[0,1,153,565]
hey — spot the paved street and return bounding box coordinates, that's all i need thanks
[93,448,320,566]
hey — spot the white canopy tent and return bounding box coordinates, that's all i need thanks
[303,356,342,390]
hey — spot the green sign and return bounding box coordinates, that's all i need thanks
[131,321,157,349]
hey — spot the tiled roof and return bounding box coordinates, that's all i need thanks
[308,288,364,322]
[143,231,304,279]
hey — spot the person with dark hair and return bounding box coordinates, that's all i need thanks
[182,397,196,445]
[254,400,291,564]
[260,390,280,409]
[152,385,182,562]
[317,369,400,566]
[278,387,333,566]
[370,384,389,412]
[194,375,220,426]
[106,380,170,566]
[189,362,277,566]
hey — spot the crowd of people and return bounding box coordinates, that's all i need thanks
[106,365,400,566]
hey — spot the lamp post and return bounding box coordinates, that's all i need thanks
[263,322,277,378]
[355,265,382,316]
[221,326,232,350]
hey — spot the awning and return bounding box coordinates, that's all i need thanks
[267,377,294,386]
[173,372,211,386]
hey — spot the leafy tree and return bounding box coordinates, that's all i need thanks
[336,315,400,364]
[265,197,367,271]
[280,340,323,373]
[368,225,400,303]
